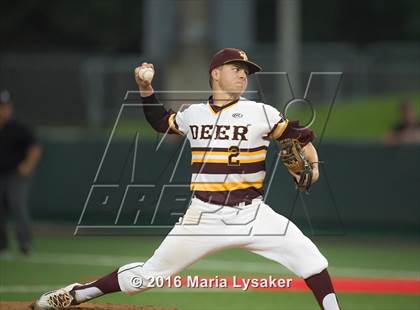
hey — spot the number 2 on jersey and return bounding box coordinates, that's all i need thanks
[228,146,240,166]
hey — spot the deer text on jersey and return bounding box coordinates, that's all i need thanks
[189,125,248,141]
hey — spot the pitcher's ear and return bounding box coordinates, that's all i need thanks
[211,68,220,81]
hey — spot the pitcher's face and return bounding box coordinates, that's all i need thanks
[214,62,248,97]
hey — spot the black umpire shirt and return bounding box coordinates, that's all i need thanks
[0,119,36,174]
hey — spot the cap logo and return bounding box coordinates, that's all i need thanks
[239,50,248,61]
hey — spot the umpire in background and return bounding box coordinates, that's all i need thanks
[0,89,42,256]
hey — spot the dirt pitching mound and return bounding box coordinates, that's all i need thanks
[0,302,178,310]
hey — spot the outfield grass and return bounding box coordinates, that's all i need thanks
[283,92,420,143]
[105,92,420,144]
[38,92,420,144]
[1,233,419,309]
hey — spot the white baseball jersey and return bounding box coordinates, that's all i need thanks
[168,96,288,206]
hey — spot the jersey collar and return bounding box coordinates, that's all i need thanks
[207,96,240,114]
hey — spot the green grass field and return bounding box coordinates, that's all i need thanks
[1,230,419,309]
[105,92,420,143]
[282,92,420,143]
[40,92,420,144]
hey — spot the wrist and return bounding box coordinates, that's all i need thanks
[140,86,154,98]
[311,165,319,183]
[310,162,319,170]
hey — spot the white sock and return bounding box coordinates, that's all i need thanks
[322,293,340,310]
[74,287,103,303]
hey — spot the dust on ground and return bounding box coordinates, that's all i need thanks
[0,301,178,310]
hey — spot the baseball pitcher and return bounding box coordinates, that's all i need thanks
[34,48,340,310]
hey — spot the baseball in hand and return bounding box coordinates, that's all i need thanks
[139,67,154,82]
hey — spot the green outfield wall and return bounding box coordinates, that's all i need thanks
[28,137,420,233]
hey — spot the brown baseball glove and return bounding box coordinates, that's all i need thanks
[279,138,313,192]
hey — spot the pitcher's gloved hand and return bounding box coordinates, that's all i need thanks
[279,138,313,192]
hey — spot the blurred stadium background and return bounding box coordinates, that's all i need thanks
[1,0,419,309]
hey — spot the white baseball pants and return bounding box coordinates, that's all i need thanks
[118,197,328,294]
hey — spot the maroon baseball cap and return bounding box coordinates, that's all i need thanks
[209,48,262,75]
